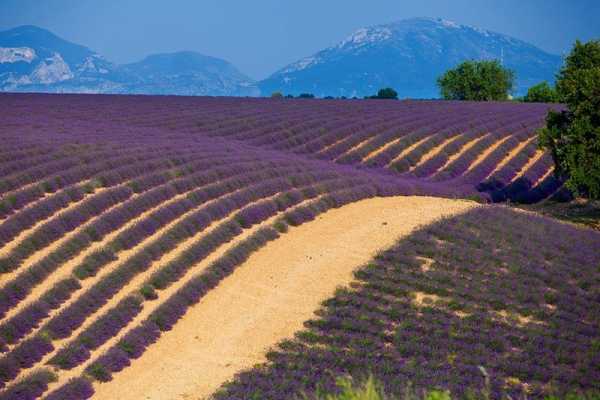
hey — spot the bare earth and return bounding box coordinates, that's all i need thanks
[91,196,476,400]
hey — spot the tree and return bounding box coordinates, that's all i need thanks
[437,60,514,101]
[271,91,283,98]
[538,39,600,198]
[297,93,315,99]
[366,87,399,99]
[523,81,559,103]
[376,87,398,99]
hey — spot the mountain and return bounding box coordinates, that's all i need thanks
[259,17,563,98]
[0,25,258,96]
[115,51,258,96]
[0,25,117,92]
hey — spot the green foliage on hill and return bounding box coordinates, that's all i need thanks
[437,60,514,101]
[539,39,600,199]
[523,81,559,103]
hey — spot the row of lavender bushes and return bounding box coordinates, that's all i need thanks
[0,157,285,327]
[0,169,363,389]
[75,183,404,387]
[46,175,364,372]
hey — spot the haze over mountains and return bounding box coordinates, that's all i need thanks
[0,25,258,96]
[263,18,563,98]
[0,18,563,98]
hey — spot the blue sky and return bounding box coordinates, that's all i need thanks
[1,0,599,80]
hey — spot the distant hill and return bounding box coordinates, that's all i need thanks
[115,51,258,96]
[1,20,563,98]
[0,25,117,93]
[259,17,563,98]
[0,25,258,96]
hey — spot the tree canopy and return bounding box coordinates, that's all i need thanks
[437,60,514,101]
[539,39,600,199]
[523,81,559,103]
[365,87,399,100]
[375,87,399,99]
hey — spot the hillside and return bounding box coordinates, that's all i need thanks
[115,52,258,96]
[0,26,258,96]
[0,25,117,93]
[0,94,596,400]
[260,17,563,98]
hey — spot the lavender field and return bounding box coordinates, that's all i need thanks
[216,208,600,399]
[0,93,596,400]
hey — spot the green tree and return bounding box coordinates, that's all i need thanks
[523,81,559,103]
[539,39,600,198]
[437,60,514,101]
[375,87,398,99]
[271,91,283,98]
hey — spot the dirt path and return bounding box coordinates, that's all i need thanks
[91,196,476,400]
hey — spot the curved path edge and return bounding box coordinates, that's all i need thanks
[91,196,477,400]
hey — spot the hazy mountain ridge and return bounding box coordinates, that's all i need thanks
[259,17,563,98]
[0,25,258,96]
[0,19,563,98]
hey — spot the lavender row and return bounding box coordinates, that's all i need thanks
[0,145,177,222]
[0,147,242,256]
[481,139,540,186]
[0,369,56,400]
[45,175,354,371]
[0,159,285,323]
[432,122,542,182]
[480,154,556,203]
[0,144,154,213]
[431,133,508,181]
[81,182,408,386]
[84,226,281,385]
[44,377,93,400]
[0,172,327,382]
[0,143,217,219]
[455,130,533,185]
[0,165,307,346]
[409,130,488,178]
[0,186,133,273]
